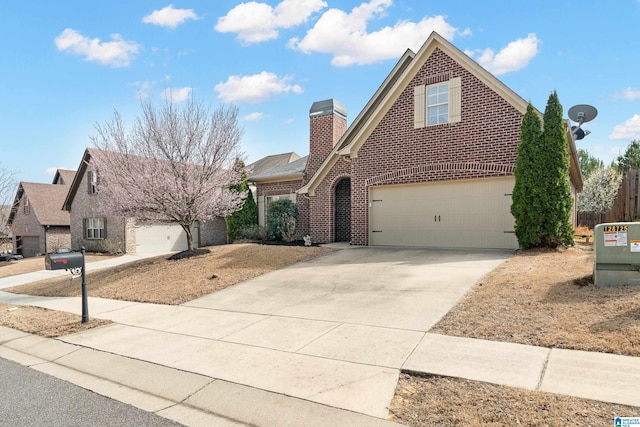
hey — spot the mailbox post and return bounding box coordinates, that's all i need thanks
[45,247,89,323]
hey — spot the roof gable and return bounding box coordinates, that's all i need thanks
[53,169,77,186]
[8,182,70,226]
[299,31,580,196]
[63,148,94,211]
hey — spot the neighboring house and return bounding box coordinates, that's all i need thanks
[251,32,583,250]
[246,152,301,207]
[62,149,227,253]
[247,152,301,177]
[6,169,76,257]
[249,155,308,228]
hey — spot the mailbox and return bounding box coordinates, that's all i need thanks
[45,251,84,270]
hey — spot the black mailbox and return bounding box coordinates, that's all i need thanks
[45,251,84,270]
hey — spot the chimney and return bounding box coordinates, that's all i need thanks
[306,99,347,179]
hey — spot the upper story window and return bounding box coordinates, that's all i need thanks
[88,171,98,194]
[414,76,461,129]
[23,197,30,214]
[427,82,449,125]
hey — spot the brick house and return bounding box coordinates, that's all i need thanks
[251,32,582,250]
[62,149,227,253]
[6,169,75,257]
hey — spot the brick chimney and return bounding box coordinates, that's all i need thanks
[305,99,347,179]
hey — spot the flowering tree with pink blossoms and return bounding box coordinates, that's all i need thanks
[90,98,246,251]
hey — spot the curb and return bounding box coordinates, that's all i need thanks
[0,327,403,427]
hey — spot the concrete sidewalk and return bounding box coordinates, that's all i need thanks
[1,246,639,426]
[0,252,170,290]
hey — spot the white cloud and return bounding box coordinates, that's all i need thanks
[215,71,303,103]
[142,5,199,29]
[244,112,265,121]
[289,0,464,67]
[215,0,327,44]
[129,80,158,99]
[466,33,540,75]
[54,28,140,68]
[44,167,63,176]
[620,87,640,101]
[162,87,193,102]
[609,114,640,140]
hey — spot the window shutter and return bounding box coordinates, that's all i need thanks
[103,217,107,239]
[83,218,88,239]
[449,77,462,123]
[414,85,426,129]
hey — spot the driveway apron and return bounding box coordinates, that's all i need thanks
[62,247,510,418]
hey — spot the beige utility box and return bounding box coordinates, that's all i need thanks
[593,222,640,286]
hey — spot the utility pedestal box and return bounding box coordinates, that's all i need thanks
[594,222,640,286]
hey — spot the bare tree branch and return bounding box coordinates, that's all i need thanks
[0,163,18,240]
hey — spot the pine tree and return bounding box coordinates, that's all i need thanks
[511,92,574,249]
[539,91,574,247]
[226,160,258,242]
[511,103,543,248]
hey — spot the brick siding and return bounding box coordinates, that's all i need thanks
[334,178,351,242]
[309,47,523,245]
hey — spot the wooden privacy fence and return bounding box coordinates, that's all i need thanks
[577,169,640,229]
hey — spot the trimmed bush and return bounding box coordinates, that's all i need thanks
[266,199,298,241]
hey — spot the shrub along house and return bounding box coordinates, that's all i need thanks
[62,149,227,253]
[251,31,582,250]
[6,169,75,257]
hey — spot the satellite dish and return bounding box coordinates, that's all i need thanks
[568,104,598,140]
[568,104,598,125]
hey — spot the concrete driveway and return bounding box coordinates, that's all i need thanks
[62,246,511,419]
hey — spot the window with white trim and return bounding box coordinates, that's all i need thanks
[23,197,30,214]
[427,82,449,125]
[414,76,461,129]
[85,217,106,239]
[259,194,295,226]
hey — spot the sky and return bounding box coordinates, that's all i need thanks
[1,0,639,184]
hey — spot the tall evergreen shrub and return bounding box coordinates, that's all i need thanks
[511,92,574,248]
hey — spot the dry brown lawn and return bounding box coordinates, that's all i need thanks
[389,373,636,427]
[4,244,334,305]
[390,243,640,426]
[0,303,111,337]
[430,243,640,357]
[0,253,118,278]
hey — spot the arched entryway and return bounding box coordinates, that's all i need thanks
[334,178,351,242]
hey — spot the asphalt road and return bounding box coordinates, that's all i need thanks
[0,357,185,427]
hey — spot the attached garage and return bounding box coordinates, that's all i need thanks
[18,236,40,257]
[369,177,518,249]
[134,223,199,253]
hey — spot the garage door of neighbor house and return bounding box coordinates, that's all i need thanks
[19,236,40,258]
[369,177,518,249]
[134,224,199,253]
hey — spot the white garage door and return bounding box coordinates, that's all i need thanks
[134,223,199,253]
[369,177,517,249]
